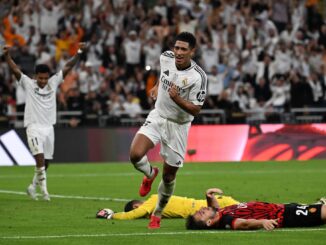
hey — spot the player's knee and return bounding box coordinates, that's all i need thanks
[129,150,143,165]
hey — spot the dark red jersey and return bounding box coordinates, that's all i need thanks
[217,202,285,229]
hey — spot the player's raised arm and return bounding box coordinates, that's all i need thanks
[3,45,22,81]
[206,188,223,209]
[62,42,87,78]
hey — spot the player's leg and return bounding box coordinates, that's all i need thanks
[39,126,55,201]
[153,162,178,217]
[26,126,45,200]
[148,146,181,229]
[130,133,159,196]
[130,133,155,177]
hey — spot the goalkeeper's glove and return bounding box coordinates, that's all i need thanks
[96,209,114,219]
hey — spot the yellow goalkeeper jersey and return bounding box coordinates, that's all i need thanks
[112,195,239,220]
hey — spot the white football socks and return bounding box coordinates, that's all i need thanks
[153,179,176,216]
[32,172,38,188]
[134,155,154,178]
[35,166,48,195]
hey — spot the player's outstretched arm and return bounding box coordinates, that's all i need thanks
[3,45,22,81]
[233,218,278,230]
[62,42,87,78]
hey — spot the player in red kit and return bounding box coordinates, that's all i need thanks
[186,188,326,230]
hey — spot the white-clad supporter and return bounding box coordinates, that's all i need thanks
[108,92,124,117]
[35,45,53,69]
[123,93,142,118]
[78,61,101,95]
[270,0,290,33]
[81,0,92,30]
[264,28,279,55]
[236,84,250,111]
[265,76,290,110]
[86,34,103,68]
[279,24,296,44]
[256,53,276,84]
[292,45,310,78]
[101,24,117,47]
[143,37,162,72]
[254,12,279,41]
[23,6,40,30]
[209,21,224,51]
[129,32,207,229]
[39,1,63,36]
[241,48,259,78]
[154,0,168,18]
[291,0,305,30]
[220,0,237,25]
[308,47,324,74]
[235,25,249,51]
[274,42,292,75]
[178,11,198,34]
[26,26,41,55]
[123,30,142,77]
[206,66,224,107]
[190,0,207,20]
[223,42,240,68]
[190,0,208,29]
[200,41,219,72]
[2,43,87,201]
[308,73,323,105]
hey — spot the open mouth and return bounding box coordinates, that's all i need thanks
[175,57,183,62]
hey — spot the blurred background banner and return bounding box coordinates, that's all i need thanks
[2,124,326,164]
[0,130,35,166]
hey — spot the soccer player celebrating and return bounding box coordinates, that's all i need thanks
[186,188,326,230]
[129,32,207,229]
[3,42,87,201]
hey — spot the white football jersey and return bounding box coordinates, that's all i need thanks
[17,71,63,127]
[155,51,207,124]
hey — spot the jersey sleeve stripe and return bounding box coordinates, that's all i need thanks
[162,51,175,58]
[194,66,207,91]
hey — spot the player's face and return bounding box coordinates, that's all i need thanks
[36,72,50,88]
[173,40,194,68]
[193,207,219,225]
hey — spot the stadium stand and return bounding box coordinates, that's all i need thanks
[0,0,325,127]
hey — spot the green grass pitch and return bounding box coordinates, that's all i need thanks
[0,161,326,245]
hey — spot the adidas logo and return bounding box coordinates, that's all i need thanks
[164,70,169,76]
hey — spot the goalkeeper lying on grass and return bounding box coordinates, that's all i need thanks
[96,188,239,220]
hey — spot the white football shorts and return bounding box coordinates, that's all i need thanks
[26,124,54,160]
[137,109,191,167]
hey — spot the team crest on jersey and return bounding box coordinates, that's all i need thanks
[196,90,206,102]
[182,78,188,86]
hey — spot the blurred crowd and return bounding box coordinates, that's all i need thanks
[0,0,325,126]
